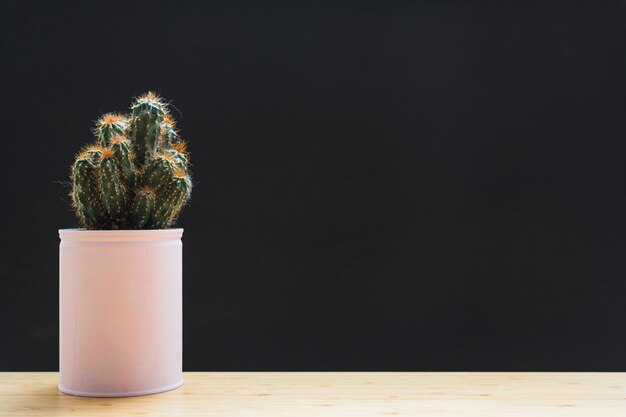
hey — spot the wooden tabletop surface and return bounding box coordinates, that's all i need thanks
[1,372,624,416]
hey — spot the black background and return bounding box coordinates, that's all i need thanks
[1,1,625,371]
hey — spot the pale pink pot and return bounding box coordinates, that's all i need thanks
[58,229,183,397]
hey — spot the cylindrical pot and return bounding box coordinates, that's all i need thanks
[58,229,183,397]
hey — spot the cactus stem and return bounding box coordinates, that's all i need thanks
[96,113,127,147]
[70,92,192,230]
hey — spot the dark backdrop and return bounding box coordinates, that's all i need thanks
[1,1,625,371]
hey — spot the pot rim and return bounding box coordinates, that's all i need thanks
[59,228,183,242]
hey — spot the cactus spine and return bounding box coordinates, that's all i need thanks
[70,92,192,229]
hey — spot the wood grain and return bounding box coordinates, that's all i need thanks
[0,372,624,416]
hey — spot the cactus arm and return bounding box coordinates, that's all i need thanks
[71,156,107,229]
[128,111,161,165]
[160,117,180,148]
[110,136,136,188]
[150,175,192,228]
[130,188,156,229]
[96,113,127,147]
[84,145,103,162]
[140,155,175,191]
[98,152,127,226]
[128,92,166,167]
[167,175,192,224]
[162,148,188,171]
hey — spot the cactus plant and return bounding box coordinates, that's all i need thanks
[70,92,192,229]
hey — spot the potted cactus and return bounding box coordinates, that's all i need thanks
[59,93,191,397]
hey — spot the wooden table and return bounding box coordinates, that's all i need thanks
[1,372,624,416]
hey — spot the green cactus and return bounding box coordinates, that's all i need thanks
[98,151,127,225]
[70,92,192,229]
[160,117,180,148]
[83,144,103,162]
[141,154,176,191]
[128,92,166,166]
[150,174,192,229]
[96,113,127,147]
[131,188,157,229]
[162,147,188,170]
[71,155,108,228]
[111,136,136,188]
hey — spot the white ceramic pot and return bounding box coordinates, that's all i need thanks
[58,229,183,397]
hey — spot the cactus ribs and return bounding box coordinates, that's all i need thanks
[70,92,192,229]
